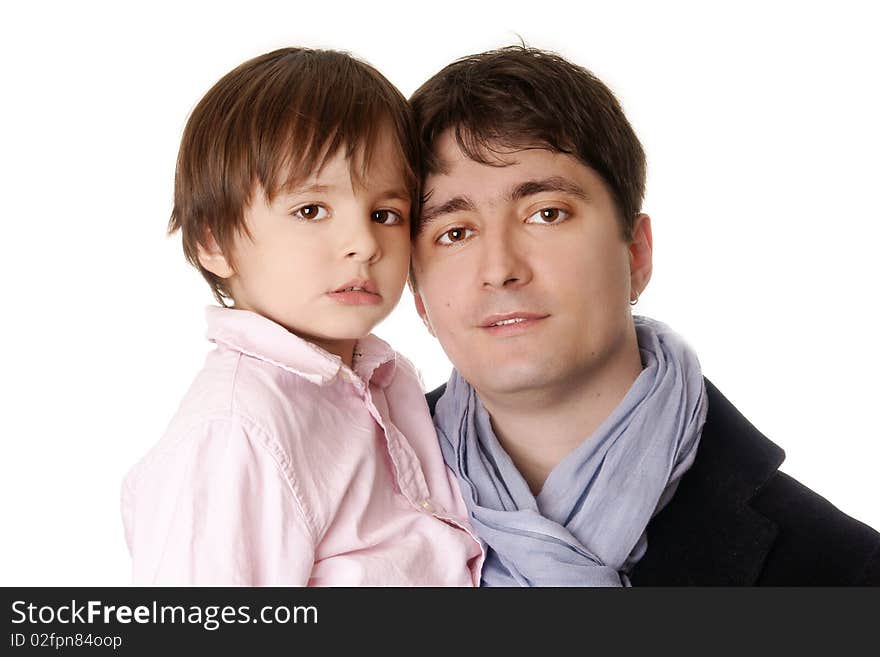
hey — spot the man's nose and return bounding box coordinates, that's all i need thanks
[343,218,382,264]
[479,225,532,289]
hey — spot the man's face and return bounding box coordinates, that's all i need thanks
[411,131,652,401]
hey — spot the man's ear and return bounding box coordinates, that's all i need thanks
[628,213,653,301]
[412,292,436,337]
[197,229,235,280]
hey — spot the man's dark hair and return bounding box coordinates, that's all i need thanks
[410,45,646,240]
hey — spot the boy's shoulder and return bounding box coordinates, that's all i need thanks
[126,345,311,480]
[171,344,328,441]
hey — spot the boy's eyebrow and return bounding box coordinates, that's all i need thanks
[419,196,476,228]
[376,187,412,203]
[508,176,589,202]
[277,184,411,204]
[278,183,331,198]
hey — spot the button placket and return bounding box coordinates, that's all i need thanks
[365,388,431,509]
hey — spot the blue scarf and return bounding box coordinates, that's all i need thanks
[434,317,707,586]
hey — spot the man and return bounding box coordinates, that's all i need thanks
[408,46,879,585]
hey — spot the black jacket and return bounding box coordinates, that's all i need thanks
[426,378,880,585]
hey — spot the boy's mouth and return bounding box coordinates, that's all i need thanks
[332,279,379,294]
[328,279,382,306]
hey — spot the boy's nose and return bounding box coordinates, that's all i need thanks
[343,221,382,264]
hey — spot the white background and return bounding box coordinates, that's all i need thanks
[1,0,877,585]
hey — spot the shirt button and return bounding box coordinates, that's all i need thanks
[420,500,434,513]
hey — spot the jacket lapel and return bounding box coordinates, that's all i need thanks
[629,378,784,585]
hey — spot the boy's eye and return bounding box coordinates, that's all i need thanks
[371,209,404,225]
[436,226,473,245]
[292,204,328,221]
[525,207,569,224]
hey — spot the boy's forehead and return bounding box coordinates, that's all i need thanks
[268,115,416,199]
[272,145,411,199]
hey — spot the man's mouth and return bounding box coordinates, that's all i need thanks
[479,312,549,332]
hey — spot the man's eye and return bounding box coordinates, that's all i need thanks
[292,204,329,221]
[372,209,404,225]
[525,207,569,224]
[436,227,472,245]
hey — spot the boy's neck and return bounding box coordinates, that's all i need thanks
[230,302,359,368]
[309,336,357,369]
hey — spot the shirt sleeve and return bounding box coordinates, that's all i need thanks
[123,416,316,585]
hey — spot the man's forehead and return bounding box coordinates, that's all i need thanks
[425,142,592,200]
[428,129,538,174]
[428,169,588,199]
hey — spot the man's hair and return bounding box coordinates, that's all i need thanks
[409,45,646,240]
[169,47,420,304]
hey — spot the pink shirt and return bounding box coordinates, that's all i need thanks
[122,307,483,585]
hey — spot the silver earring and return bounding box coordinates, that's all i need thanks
[630,291,639,306]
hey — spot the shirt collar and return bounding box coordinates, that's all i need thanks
[352,333,398,388]
[205,306,397,387]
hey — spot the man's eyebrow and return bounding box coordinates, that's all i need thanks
[509,176,589,202]
[418,177,586,229]
[419,195,477,227]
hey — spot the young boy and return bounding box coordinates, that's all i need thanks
[121,48,483,585]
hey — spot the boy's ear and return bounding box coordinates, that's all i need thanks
[197,229,235,279]
[628,213,653,301]
[412,292,436,337]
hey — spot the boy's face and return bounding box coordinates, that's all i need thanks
[411,130,652,402]
[206,128,412,361]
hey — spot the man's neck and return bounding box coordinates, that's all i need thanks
[477,329,643,496]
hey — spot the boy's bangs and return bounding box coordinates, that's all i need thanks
[268,111,416,200]
[250,56,418,203]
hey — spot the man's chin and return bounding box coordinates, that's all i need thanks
[463,361,565,401]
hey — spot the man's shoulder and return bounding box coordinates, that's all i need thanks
[427,375,880,584]
[634,378,880,585]
[703,379,880,584]
[750,469,880,585]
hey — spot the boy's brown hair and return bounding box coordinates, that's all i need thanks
[169,47,420,304]
[409,45,645,240]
